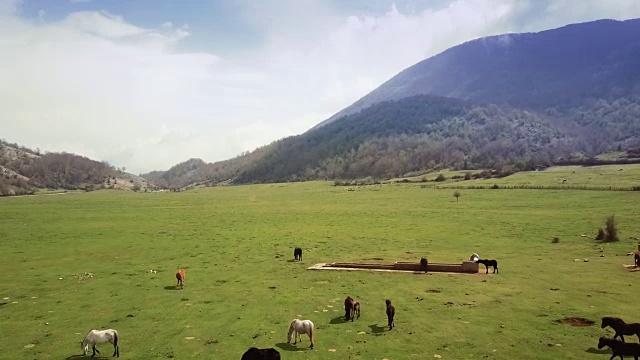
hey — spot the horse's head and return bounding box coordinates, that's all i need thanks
[597,337,608,349]
[80,341,88,355]
[385,299,391,306]
[286,319,297,343]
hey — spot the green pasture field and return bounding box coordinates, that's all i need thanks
[434,164,640,189]
[1,180,639,359]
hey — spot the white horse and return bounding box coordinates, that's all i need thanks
[287,319,315,349]
[81,329,120,357]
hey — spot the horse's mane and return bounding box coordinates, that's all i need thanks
[603,316,625,324]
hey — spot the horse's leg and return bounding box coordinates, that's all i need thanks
[485,265,488,274]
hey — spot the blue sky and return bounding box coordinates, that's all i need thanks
[3,0,640,173]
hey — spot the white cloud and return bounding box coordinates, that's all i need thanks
[2,0,640,173]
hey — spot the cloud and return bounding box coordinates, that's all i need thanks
[2,0,640,173]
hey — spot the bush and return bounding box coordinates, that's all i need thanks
[434,174,446,182]
[491,184,500,189]
[596,228,605,240]
[604,215,619,242]
[464,172,472,180]
[551,237,560,243]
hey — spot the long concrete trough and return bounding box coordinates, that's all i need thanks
[308,260,480,274]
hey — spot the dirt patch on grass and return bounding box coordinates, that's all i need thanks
[556,317,595,326]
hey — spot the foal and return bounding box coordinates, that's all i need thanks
[241,347,281,360]
[294,247,303,261]
[353,302,361,320]
[598,336,640,359]
[476,259,498,274]
[81,329,119,357]
[602,317,640,342]
[176,269,186,289]
[385,299,395,330]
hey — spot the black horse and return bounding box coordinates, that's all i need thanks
[241,347,281,360]
[598,337,640,360]
[420,257,428,273]
[602,317,640,342]
[476,259,498,274]
[294,247,303,261]
[385,299,395,330]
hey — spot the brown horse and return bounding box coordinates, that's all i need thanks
[602,317,640,342]
[385,299,395,330]
[176,269,186,289]
[294,247,303,261]
[344,296,357,321]
[241,347,281,360]
[635,251,640,268]
[353,302,361,320]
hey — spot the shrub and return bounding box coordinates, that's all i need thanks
[491,184,500,189]
[434,174,446,182]
[604,215,619,242]
[551,237,560,243]
[464,172,472,180]
[596,228,605,240]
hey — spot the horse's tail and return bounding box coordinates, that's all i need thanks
[309,322,315,345]
[113,330,120,356]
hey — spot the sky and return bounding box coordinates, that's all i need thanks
[3,0,640,173]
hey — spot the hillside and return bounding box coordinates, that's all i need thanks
[0,139,153,196]
[141,18,640,187]
[318,18,640,128]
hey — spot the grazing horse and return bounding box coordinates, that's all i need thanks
[476,259,498,274]
[635,251,640,268]
[420,257,428,273]
[294,247,303,261]
[385,299,395,330]
[602,317,640,342]
[353,302,361,320]
[176,269,186,289]
[344,296,357,321]
[598,336,640,360]
[241,347,281,360]
[287,319,315,349]
[81,329,119,357]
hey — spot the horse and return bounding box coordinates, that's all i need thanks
[598,336,640,359]
[469,253,480,262]
[287,319,315,349]
[294,247,303,261]
[420,257,428,273]
[476,259,498,274]
[176,269,186,289]
[241,347,281,360]
[602,317,640,342]
[385,299,395,330]
[634,251,640,268]
[344,296,357,321]
[80,329,119,357]
[353,302,361,320]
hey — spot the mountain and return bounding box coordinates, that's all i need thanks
[0,139,153,196]
[317,18,640,128]
[147,18,640,186]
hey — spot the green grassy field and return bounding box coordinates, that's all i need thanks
[431,164,640,189]
[1,180,639,359]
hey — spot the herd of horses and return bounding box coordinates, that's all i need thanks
[599,317,640,359]
[77,247,638,359]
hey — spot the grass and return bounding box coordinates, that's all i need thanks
[435,164,640,189]
[1,180,639,359]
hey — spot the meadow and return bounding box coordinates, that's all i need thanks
[1,174,639,359]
